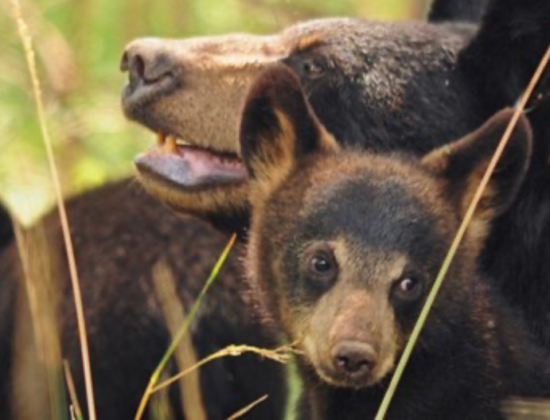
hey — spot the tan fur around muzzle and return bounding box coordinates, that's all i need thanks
[302,287,402,388]
[122,34,290,154]
[122,23,331,220]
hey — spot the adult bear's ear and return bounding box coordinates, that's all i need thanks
[422,108,532,222]
[240,64,338,196]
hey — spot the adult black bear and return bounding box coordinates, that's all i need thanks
[0,184,286,420]
[124,0,550,350]
[238,64,550,419]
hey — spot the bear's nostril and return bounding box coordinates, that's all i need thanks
[336,355,350,369]
[121,41,177,102]
[332,341,376,376]
[358,360,370,369]
[129,55,146,89]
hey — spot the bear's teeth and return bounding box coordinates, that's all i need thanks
[175,138,191,147]
[157,132,166,146]
[163,135,179,154]
[154,133,193,154]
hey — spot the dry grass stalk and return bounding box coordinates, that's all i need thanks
[152,343,296,393]
[501,397,550,419]
[12,223,66,419]
[375,41,550,420]
[63,359,84,420]
[148,378,177,420]
[228,394,269,420]
[8,1,97,419]
[134,233,237,420]
[152,260,207,420]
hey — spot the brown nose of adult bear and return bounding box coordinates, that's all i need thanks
[332,341,377,380]
[120,39,177,107]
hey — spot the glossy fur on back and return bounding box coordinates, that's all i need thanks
[239,65,550,419]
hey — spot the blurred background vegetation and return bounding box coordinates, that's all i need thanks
[1,0,429,224]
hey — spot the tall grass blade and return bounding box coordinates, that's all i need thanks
[63,360,84,420]
[375,42,550,419]
[13,224,67,420]
[228,394,269,420]
[8,1,97,419]
[152,260,207,420]
[134,233,237,420]
[152,343,294,393]
[283,357,302,420]
[501,397,550,419]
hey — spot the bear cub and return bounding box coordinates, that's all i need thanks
[238,65,550,419]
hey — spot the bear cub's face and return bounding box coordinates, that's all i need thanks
[263,155,457,388]
[238,65,531,389]
[277,159,465,387]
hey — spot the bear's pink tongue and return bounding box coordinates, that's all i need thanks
[134,135,247,189]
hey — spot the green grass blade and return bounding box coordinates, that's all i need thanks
[134,233,237,420]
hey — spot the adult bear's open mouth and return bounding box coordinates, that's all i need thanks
[135,133,248,191]
[131,129,251,230]
[119,34,290,217]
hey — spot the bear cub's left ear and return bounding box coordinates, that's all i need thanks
[422,108,532,221]
[239,64,338,195]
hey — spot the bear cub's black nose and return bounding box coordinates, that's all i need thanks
[332,341,377,378]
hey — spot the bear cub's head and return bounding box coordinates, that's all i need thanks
[239,65,532,389]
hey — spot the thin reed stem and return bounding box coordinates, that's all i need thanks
[375,41,550,419]
[228,395,269,420]
[134,233,237,420]
[63,360,84,420]
[151,343,293,393]
[153,261,207,420]
[9,1,97,419]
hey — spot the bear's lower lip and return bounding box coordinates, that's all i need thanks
[134,134,248,190]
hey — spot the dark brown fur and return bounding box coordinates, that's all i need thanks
[0,181,286,419]
[238,66,550,419]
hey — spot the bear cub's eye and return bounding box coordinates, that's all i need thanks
[391,275,424,303]
[311,254,333,273]
[305,246,338,286]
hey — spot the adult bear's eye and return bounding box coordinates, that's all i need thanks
[302,59,324,79]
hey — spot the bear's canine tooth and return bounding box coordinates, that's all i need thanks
[157,132,166,146]
[164,135,179,154]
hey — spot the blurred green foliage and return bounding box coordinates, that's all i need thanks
[1,0,428,223]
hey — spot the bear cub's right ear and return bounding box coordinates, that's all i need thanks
[422,108,532,224]
[239,64,338,196]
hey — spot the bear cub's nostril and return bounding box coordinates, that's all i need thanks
[332,341,377,376]
[336,355,371,372]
